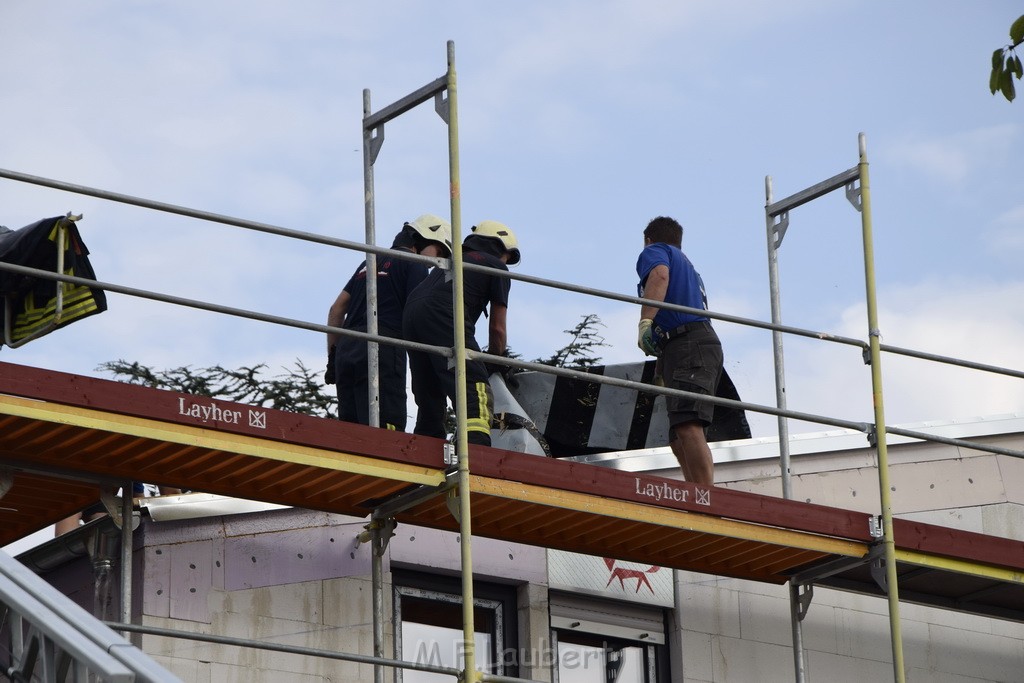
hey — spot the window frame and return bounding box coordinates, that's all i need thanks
[392,571,519,681]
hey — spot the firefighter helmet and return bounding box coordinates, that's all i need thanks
[405,214,453,256]
[471,220,520,265]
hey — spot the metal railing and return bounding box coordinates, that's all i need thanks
[1,549,179,682]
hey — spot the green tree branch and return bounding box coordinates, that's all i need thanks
[990,15,1024,102]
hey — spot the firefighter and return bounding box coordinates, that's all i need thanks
[326,215,453,430]
[403,220,520,446]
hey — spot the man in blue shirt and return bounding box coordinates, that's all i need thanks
[636,216,722,485]
[326,214,452,431]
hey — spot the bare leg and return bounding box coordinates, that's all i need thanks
[669,421,714,486]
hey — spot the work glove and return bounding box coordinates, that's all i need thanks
[324,345,337,384]
[637,319,659,357]
[484,349,516,383]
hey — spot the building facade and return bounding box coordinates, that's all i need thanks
[18,415,1024,683]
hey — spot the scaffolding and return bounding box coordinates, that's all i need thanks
[2,41,1024,683]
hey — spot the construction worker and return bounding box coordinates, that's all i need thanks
[326,215,453,430]
[403,220,520,447]
[636,216,722,486]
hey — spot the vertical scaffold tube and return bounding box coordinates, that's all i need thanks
[362,89,382,429]
[765,177,794,500]
[858,132,906,682]
[446,41,479,683]
[120,480,133,628]
[765,177,806,683]
[371,525,385,683]
[362,89,385,683]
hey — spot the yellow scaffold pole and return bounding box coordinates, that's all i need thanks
[858,132,906,682]
[446,40,481,683]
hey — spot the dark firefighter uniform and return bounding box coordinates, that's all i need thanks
[334,250,428,430]
[403,249,510,445]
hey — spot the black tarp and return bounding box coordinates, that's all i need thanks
[509,361,752,458]
[0,216,107,349]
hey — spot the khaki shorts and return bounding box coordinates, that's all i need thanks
[660,322,723,428]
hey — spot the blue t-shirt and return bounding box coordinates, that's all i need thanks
[636,242,709,330]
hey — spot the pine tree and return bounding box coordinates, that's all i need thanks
[100,314,606,423]
[98,359,336,418]
[530,313,607,371]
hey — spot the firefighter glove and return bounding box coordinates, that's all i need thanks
[324,345,337,384]
[637,319,659,357]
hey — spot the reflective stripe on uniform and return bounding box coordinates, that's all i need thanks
[467,381,492,435]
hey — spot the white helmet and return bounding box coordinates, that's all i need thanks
[406,214,453,256]
[471,220,520,265]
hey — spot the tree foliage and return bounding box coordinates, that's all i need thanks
[530,313,608,371]
[990,15,1024,102]
[99,314,607,419]
[98,359,336,417]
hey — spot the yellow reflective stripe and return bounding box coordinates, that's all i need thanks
[9,257,102,341]
[12,286,100,340]
[47,222,70,249]
[467,381,491,435]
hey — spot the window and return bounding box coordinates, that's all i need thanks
[393,572,517,682]
[550,592,668,683]
[554,631,658,683]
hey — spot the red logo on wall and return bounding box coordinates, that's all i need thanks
[603,557,661,594]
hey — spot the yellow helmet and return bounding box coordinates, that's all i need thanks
[405,214,453,256]
[471,220,520,265]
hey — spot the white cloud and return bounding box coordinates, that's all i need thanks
[886,125,1019,186]
[987,204,1024,254]
[744,278,1024,438]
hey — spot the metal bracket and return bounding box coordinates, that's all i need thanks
[790,544,883,586]
[367,125,385,165]
[794,584,814,621]
[868,515,883,539]
[434,90,450,124]
[771,212,790,250]
[99,490,139,531]
[371,469,458,520]
[870,554,888,593]
[372,518,397,557]
[443,442,457,466]
[866,426,878,448]
[845,180,862,212]
[446,488,461,524]
[356,517,397,557]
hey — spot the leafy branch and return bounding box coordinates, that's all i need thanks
[990,15,1024,102]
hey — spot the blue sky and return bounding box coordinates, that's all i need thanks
[2,0,1022,445]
